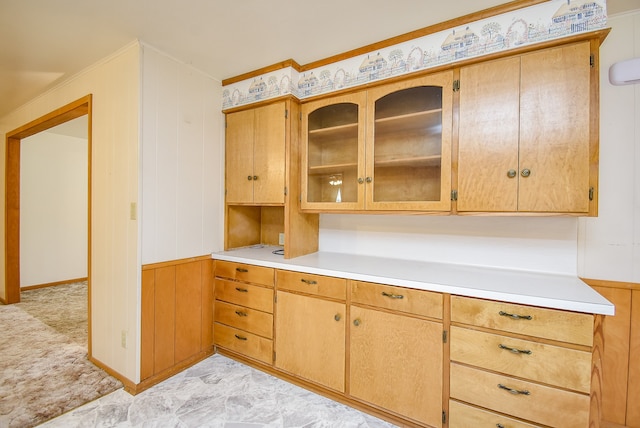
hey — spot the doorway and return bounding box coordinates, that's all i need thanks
[4,95,92,350]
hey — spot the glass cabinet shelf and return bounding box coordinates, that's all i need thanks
[308,162,358,175]
[374,108,443,136]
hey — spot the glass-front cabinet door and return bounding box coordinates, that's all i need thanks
[366,72,452,211]
[301,93,366,210]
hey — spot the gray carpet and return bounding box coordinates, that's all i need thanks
[0,283,122,427]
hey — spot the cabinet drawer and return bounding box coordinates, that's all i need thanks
[214,300,273,339]
[451,296,593,346]
[449,400,540,428]
[276,270,346,300]
[215,261,274,287]
[215,279,273,313]
[450,363,589,428]
[450,326,590,393]
[214,323,273,365]
[351,281,442,319]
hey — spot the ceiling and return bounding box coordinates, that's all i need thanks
[1,0,638,119]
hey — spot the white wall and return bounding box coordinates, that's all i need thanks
[0,41,140,382]
[20,128,88,287]
[578,9,640,283]
[140,44,224,265]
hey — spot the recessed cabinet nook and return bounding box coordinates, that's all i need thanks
[217,3,614,427]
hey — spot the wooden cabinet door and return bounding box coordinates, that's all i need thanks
[253,102,285,204]
[225,102,285,204]
[458,56,520,212]
[366,71,453,211]
[301,93,367,211]
[349,306,443,427]
[274,291,346,392]
[519,42,591,213]
[226,108,255,203]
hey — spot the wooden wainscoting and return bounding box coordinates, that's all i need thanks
[135,256,214,394]
[584,278,640,428]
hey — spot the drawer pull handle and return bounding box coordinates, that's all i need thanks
[381,291,404,299]
[235,267,248,273]
[235,287,249,293]
[300,278,318,285]
[498,383,530,396]
[499,344,532,355]
[499,310,532,320]
[234,334,247,341]
[497,425,505,428]
[235,310,248,317]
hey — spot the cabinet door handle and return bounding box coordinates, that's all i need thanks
[334,314,341,321]
[300,278,318,285]
[497,424,505,428]
[253,175,258,180]
[235,267,248,273]
[235,287,249,293]
[381,291,404,299]
[234,334,247,341]
[235,310,248,317]
[247,176,253,181]
[353,318,361,326]
[521,168,531,178]
[507,169,517,178]
[365,176,372,183]
[498,310,532,320]
[358,177,364,184]
[498,344,532,355]
[498,383,530,396]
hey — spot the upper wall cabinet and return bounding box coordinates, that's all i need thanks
[457,41,595,214]
[301,72,453,212]
[226,102,286,204]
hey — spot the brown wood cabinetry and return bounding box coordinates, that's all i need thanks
[226,102,285,204]
[274,270,346,392]
[224,99,318,258]
[449,295,597,428]
[214,261,274,365]
[349,281,443,427]
[140,258,214,388]
[301,72,453,212]
[457,41,596,214]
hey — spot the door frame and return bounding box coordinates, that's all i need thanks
[4,95,92,321]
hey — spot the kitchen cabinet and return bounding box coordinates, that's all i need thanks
[301,72,453,212]
[274,270,346,392]
[457,41,595,214]
[224,99,318,258]
[349,281,443,427]
[449,296,595,428]
[226,102,285,204]
[213,261,274,365]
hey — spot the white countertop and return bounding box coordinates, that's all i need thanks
[211,246,615,316]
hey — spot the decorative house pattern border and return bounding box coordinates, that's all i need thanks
[222,0,607,110]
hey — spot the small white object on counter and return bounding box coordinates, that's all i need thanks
[212,246,614,315]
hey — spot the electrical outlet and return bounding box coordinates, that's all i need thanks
[121,330,127,349]
[278,233,285,245]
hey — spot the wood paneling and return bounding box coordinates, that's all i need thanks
[141,269,155,380]
[627,290,640,426]
[175,261,202,363]
[154,265,176,373]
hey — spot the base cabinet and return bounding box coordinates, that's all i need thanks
[349,305,443,427]
[212,260,604,428]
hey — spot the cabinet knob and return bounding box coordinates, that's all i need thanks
[358,177,364,184]
[353,318,361,327]
[507,169,517,178]
[247,175,253,181]
[253,175,258,180]
[521,168,531,178]
[366,177,372,183]
[334,314,341,322]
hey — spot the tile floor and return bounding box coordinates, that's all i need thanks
[40,354,399,427]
